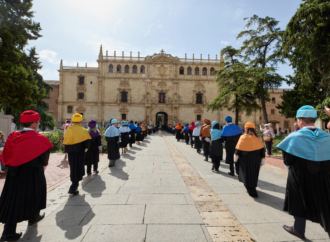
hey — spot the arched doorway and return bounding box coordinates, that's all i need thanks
[156,112,168,126]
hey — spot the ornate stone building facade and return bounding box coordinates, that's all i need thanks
[57,47,261,126]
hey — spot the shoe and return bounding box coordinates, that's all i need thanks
[87,173,91,176]
[94,171,99,174]
[0,232,22,241]
[204,158,208,162]
[211,166,215,171]
[28,212,45,226]
[68,190,79,195]
[283,225,305,239]
[215,169,219,172]
[228,172,235,176]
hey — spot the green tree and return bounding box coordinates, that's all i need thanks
[238,15,284,123]
[207,46,261,125]
[0,0,45,111]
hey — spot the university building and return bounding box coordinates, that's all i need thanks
[45,47,295,130]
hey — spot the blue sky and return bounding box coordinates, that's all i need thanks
[30,0,302,88]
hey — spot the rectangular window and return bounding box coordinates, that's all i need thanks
[272,98,276,104]
[78,76,84,85]
[78,93,84,99]
[284,121,289,129]
[238,115,242,122]
[122,114,126,120]
[197,115,201,121]
[179,69,184,75]
[271,109,275,115]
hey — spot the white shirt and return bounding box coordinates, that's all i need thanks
[11,123,16,133]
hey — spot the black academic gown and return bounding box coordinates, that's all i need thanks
[283,151,330,233]
[0,150,50,224]
[210,138,224,170]
[106,136,120,160]
[193,135,202,151]
[235,148,265,188]
[119,132,129,148]
[223,134,241,172]
[65,140,91,183]
[136,131,143,142]
[184,130,190,144]
[85,136,101,166]
[175,129,182,141]
[129,129,136,144]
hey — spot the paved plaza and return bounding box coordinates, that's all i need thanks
[3,132,329,242]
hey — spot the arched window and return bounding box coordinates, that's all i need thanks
[121,91,128,103]
[140,65,145,73]
[202,67,207,75]
[109,64,113,73]
[195,67,199,75]
[125,65,129,73]
[210,67,215,75]
[196,92,203,104]
[67,106,73,113]
[117,65,121,73]
[179,66,184,75]
[159,91,166,103]
[133,65,137,73]
[187,67,192,75]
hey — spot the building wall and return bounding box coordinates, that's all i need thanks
[44,81,59,121]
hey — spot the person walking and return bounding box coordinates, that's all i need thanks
[0,111,53,241]
[85,120,102,175]
[192,122,202,154]
[183,124,190,145]
[188,122,196,148]
[221,116,243,176]
[175,123,183,142]
[210,121,223,172]
[63,113,91,195]
[104,119,121,167]
[262,124,273,156]
[128,120,136,147]
[277,106,330,239]
[119,121,130,154]
[135,123,143,144]
[235,122,265,198]
[200,119,211,162]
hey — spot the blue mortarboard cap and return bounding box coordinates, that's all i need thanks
[296,105,317,118]
[137,122,140,126]
[130,120,134,123]
[195,122,199,125]
[212,121,219,128]
[111,119,118,124]
[121,121,126,125]
[225,116,232,122]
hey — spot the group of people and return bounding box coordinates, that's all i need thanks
[0,105,329,240]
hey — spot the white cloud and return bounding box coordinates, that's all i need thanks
[39,50,58,64]
[221,41,230,45]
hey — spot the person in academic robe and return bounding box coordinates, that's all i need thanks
[175,123,183,142]
[188,122,196,148]
[104,119,121,167]
[0,111,53,241]
[64,113,91,194]
[193,122,202,154]
[135,123,143,145]
[183,124,190,145]
[210,121,223,172]
[172,124,176,135]
[147,124,152,135]
[119,121,130,154]
[128,120,136,147]
[277,106,330,239]
[142,123,147,139]
[222,116,243,176]
[152,124,156,133]
[234,122,265,197]
[85,119,102,175]
[200,119,211,162]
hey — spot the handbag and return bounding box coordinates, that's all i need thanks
[263,136,271,142]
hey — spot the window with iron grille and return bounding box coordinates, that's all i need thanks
[109,64,113,73]
[133,65,137,73]
[272,98,276,103]
[271,109,275,114]
[210,67,215,75]
[197,115,201,121]
[125,65,129,73]
[195,67,199,75]
[187,67,192,75]
[67,106,73,113]
[196,92,203,104]
[117,65,121,73]
[78,75,84,85]
[78,93,84,99]
[122,114,126,120]
[202,67,207,75]
[140,65,145,73]
[179,66,184,75]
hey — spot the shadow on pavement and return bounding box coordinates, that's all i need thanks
[57,159,69,169]
[82,177,106,198]
[108,160,129,180]
[20,224,42,242]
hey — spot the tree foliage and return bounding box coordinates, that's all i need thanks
[238,15,284,123]
[0,0,45,111]
[207,46,261,125]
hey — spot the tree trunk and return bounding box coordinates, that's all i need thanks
[260,81,268,123]
[235,94,239,125]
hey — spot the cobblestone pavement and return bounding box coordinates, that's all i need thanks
[0,133,329,241]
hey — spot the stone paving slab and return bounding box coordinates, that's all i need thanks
[127,194,188,204]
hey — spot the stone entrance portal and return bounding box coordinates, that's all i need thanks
[156,112,168,126]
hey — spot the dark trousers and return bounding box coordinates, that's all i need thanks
[87,162,98,174]
[265,139,272,155]
[211,155,221,170]
[2,223,17,236]
[230,161,239,175]
[294,216,330,237]
[69,181,79,192]
[202,139,210,158]
[190,136,194,147]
